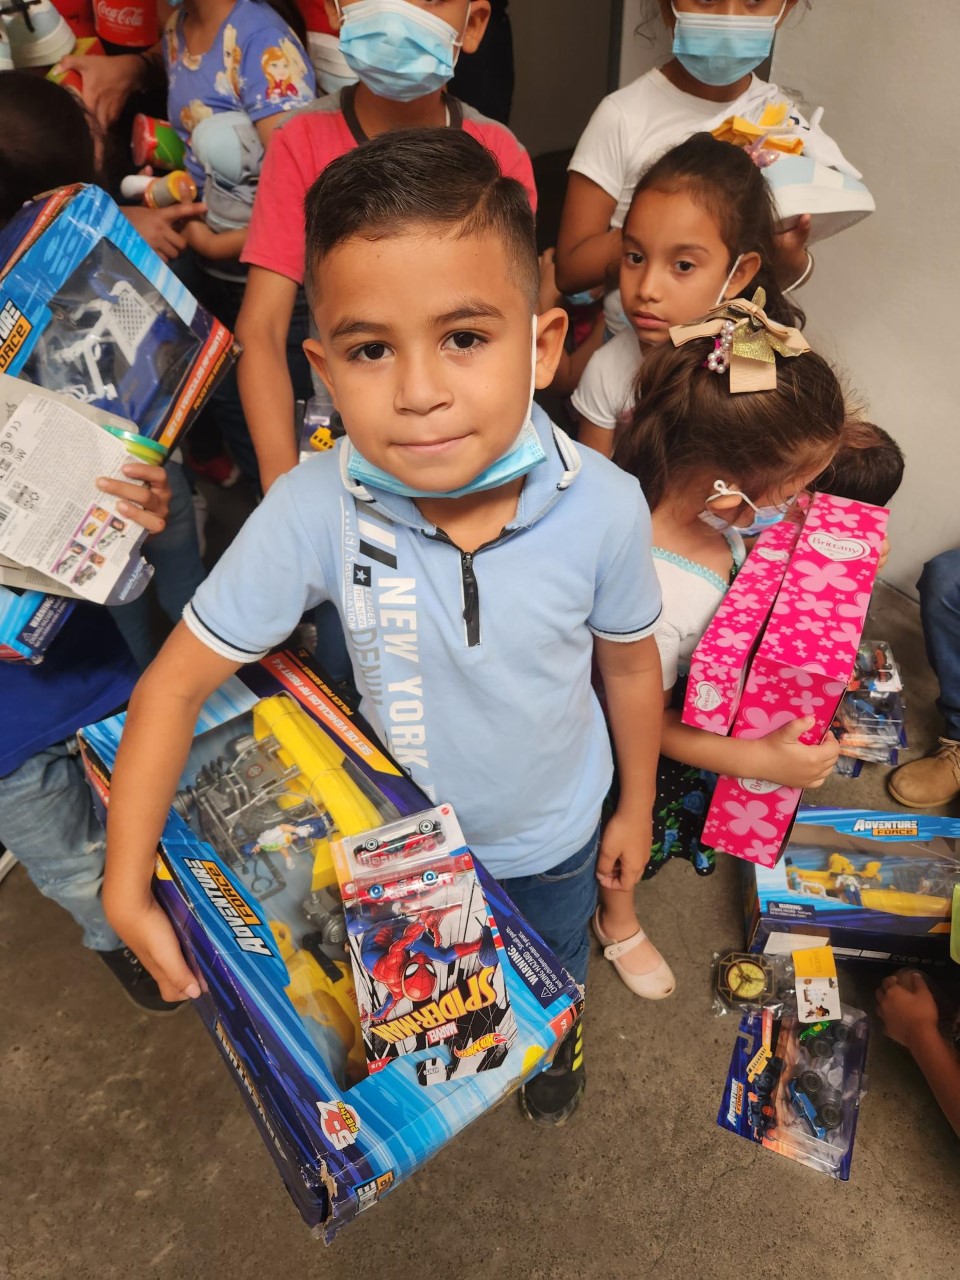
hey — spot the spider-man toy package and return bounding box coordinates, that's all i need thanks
[0,183,238,660]
[79,649,581,1241]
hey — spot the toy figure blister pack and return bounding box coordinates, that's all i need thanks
[744,806,960,966]
[832,640,907,767]
[79,650,582,1241]
[712,950,795,1018]
[718,1004,869,1179]
[333,807,515,1081]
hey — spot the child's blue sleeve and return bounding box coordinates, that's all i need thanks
[237,17,316,122]
[183,470,329,664]
[588,477,662,643]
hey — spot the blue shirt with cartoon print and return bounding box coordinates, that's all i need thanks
[164,0,316,185]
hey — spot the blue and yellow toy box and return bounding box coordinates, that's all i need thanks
[79,649,582,1241]
[744,805,960,968]
[0,183,237,660]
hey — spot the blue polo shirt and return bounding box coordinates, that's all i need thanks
[185,408,661,878]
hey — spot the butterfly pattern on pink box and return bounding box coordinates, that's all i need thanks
[702,493,890,867]
[682,517,803,734]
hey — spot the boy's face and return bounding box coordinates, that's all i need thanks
[325,0,491,56]
[305,228,564,495]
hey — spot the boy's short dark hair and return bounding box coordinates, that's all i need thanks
[814,420,905,507]
[0,72,96,226]
[303,127,539,308]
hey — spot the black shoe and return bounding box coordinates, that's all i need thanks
[519,1021,585,1125]
[97,948,186,1015]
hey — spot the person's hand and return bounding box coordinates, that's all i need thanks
[742,716,841,790]
[596,805,651,892]
[121,203,206,262]
[54,52,147,130]
[538,247,562,314]
[96,461,171,535]
[877,970,940,1049]
[878,535,891,571]
[106,893,201,1002]
[774,213,812,287]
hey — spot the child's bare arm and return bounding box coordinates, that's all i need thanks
[594,635,662,890]
[878,972,960,1138]
[183,221,248,260]
[103,623,243,1000]
[661,708,839,790]
[235,267,301,492]
[577,414,615,459]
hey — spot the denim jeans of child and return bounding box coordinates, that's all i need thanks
[919,548,960,741]
[497,823,600,988]
[0,738,120,951]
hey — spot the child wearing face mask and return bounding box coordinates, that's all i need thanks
[572,131,800,458]
[593,298,845,999]
[556,0,860,338]
[234,0,536,495]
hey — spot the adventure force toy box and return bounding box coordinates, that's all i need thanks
[0,183,237,660]
[744,806,960,967]
[79,650,581,1241]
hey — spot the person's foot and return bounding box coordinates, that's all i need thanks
[97,948,187,1015]
[887,738,960,809]
[519,1021,584,1126]
[593,908,676,999]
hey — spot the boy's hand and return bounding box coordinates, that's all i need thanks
[743,716,840,790]
[108,895,201,1002]
[97,462,171,536]
[877,970,940,1049]
[54,51,146,129]
[596,805,652,892]
[122,204,207,263]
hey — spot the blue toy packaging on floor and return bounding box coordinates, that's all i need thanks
[744,806,960,967]
[0,183,238,661]
[79,650,582,1242]
[718,1004,869,1179]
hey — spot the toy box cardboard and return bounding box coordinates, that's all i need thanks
[743,806,960,968]
[0,183,238,660]
[683,516,802,734]
[79,649,582,1241]
[702,494,889,866]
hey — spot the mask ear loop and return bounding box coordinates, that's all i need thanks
[706,479,761,513]
[715,253,743,307]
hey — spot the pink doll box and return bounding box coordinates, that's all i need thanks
[702,493,890,867]
[683,517,803,734]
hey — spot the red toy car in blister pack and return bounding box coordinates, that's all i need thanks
[333,805,516,1085]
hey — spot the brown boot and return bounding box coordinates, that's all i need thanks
[887,739,960,809]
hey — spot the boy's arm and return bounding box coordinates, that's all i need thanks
[235,267,301,491]
[103,624,242,1001]
[877,971,960,1138]
[594,634,663,890]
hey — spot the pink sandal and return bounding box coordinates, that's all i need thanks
[592,908,676,1000]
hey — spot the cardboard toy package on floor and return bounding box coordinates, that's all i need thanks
[697,493,890,866]
[0,183,238,661]
[79,650,581,1242]
[744,805,960,967]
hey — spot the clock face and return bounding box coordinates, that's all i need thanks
[726,959,768,1001]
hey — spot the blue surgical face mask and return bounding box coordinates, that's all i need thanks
[698,479,794,534]
[671,2,785,88]
[346,318,547,500]
[564,289,599,309]
[335,0,468,103]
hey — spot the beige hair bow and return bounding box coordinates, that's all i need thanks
[669,288,810,393]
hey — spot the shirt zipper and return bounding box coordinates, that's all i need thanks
[428,527,516,649]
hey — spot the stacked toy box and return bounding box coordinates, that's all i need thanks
[79,649,582,1242]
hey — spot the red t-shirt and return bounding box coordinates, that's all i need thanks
[242,87,538,285]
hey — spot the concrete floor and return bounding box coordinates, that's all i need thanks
[4,583,960,1280]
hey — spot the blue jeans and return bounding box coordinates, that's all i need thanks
[919,548,960,741]
[0,738,120,951]
[497,824,600,988]
[108,461,206,669]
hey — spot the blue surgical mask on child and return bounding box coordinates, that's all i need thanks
[671,2,785,88]
[346,318,547,500]
[698,480,793,534]
[334,0,469,103]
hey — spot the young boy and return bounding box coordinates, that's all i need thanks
[235,0,536,493]
[104,130,664,1125]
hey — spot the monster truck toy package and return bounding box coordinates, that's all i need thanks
[744,806,960,968]
[79,649,581,1242]
[702,493,889,866]
[682,514,803,734]
[0,184,236,447]
[332,808,515,1081]
[718,1004,869,1179]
